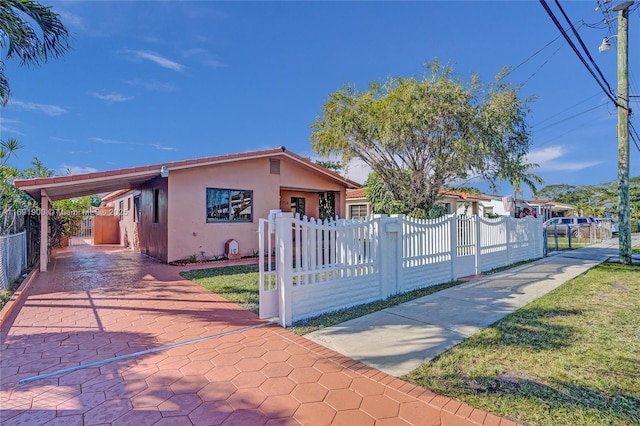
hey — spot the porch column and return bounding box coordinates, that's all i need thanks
[40,189,50,272]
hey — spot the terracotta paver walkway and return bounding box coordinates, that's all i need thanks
[0,245,516,425]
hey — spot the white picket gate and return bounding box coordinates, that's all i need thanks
[259,211,543,327]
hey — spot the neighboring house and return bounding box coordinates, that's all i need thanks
[345,188,370,219]
[345,188,491,218]
[15,147,359,267]
[440,190,491,217]
[527,199,575,219]
[480,195,575,220]
[346,189,575,221]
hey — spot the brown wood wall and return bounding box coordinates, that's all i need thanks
[139,176,168,262]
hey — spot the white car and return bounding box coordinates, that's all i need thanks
[544,216,597,237]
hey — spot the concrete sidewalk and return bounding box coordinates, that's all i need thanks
[306,236,640,377]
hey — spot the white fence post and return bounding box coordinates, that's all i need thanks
[506,217,512,265]
[474,215,481,276]
[382,215,402,298]
[449,215,457,281]
[275,212,294,327]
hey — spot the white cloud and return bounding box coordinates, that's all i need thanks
[526,145,602,171]
[183,48,227,69]
[91,137,126,145]
[91,137,175,152]
[126,79,178,92]
[51,137,76,143]
[129,50,185,72]
[61,165,98,175]
[91,91,134,103]
[343,158,370,185]
[308,152,369,185]
[10,100,67,116]
[525,146,565,164]
[151,144,177,151]
[0,117,24,135]
[58,10,84,30]
[536,160,602,171]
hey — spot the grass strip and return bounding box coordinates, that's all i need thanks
[404,261,640,426]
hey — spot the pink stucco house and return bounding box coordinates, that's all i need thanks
[15,147,359,267]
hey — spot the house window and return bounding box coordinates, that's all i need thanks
[349,204,368,219]
[153,189,160,223]
[291,197,305,217]
[442,202,452,214]
[133,195,141,223]
[127,197,131,213]
[118,201,124,221]
[207,188,253,222]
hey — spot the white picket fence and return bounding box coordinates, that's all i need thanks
[0,231,27,290]
[259,210,543,327]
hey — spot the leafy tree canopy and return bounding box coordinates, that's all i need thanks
[314,159,343,172]
[311,60,535,215]
[1,142,55,233]
[537,179,640,219]
[444,185,482,195]
[0,0,70,105]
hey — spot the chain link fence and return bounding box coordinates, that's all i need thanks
[0,231,27,290]
[545,223,611,252]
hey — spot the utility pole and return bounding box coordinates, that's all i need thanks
[615,1,633,264]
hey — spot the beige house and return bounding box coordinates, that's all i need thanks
[345,188,492,219]
[15,147,359,267]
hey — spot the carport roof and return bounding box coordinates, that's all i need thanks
[14,147,360,202]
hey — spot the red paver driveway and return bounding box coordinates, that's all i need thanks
[0,245,512,425]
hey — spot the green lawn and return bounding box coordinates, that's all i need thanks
[181,264,462,335]
[181,265,261,313]
[404,261,640,426]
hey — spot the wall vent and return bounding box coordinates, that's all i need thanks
[270,159,280,175]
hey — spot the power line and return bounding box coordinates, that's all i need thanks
[554,0,617,98]
[533,92,603,126]
[534,102,609,132]
[628,121,640,152]
[523,43,565,86]
[538,0,624,109]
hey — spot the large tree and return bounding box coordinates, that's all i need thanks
[311,61,535,215]
[0,0,69,106]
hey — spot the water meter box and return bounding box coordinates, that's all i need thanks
[225,239,241,260]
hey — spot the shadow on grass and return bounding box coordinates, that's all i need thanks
[462,307,582,352]
[462,373,640,425]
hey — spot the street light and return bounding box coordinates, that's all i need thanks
[598,36,616,52]
[600,0,633,264]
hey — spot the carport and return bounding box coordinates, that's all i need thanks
[15,165,165,272]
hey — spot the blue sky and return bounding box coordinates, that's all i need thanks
[2,0,639,198]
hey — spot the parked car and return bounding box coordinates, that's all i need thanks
[544,216,597,237]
